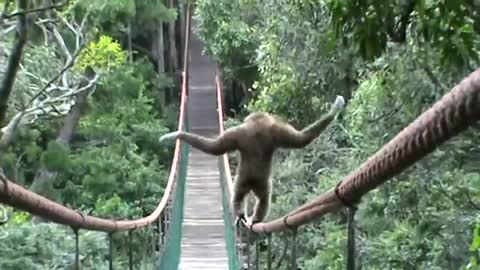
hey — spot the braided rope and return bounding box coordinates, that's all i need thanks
[338,67,480,204]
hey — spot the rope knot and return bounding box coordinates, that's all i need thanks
[335,181,358,211]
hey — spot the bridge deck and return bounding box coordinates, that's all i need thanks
[178,24,229,270]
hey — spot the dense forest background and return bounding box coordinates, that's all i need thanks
[0,0,186,268]
[194,0,480,269]
[0,0,479,269]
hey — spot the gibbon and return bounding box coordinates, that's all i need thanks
[159,95,345,226]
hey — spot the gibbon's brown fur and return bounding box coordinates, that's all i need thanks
[159,96,345,225]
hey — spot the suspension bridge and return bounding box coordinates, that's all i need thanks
[1,3,480,270]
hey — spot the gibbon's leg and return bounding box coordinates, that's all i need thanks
[249,178,272,224]
[232,175,251,225]
[274,95,345,148]
[159,126,244,155]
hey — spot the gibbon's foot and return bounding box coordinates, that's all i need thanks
[330,95,345,114]
[159,131,181,142]
[235,213,246,227]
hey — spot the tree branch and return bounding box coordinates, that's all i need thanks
[464,189,480,210]
[0,0,27,127]
[368,104,403,123]
[1,0,12,18]
[386,0,416,43]
[414,57,449,91]
[25,51,80,109]
[0,11,93,149]
[22,75,99,116]
[0,46,85,149]
[436,183,480,211]
[3,2,68,19]
[465,0,480,34]
[0,111,23,149]
[422,65,448,91]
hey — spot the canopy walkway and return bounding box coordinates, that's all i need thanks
[1,3,480,270]
[178,23,230,269]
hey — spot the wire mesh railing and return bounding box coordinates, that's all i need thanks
[216,66,244,269]
[0,2,193,269]
[156,133,189,269]
[215,66,480,269]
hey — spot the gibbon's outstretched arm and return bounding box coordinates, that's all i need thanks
[159,126,243,155]
[274,95,345,148]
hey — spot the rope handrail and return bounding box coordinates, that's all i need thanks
[216,66,248,269]
[216,67,480,234]
[215,67,234,195]
[0,3,192,233]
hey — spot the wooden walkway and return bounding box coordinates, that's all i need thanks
[178,24,230,270]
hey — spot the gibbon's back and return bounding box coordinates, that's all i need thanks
[237,113,276,160]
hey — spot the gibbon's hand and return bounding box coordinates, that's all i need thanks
[159,131,181,143]
[330,95,345,114]
[0,206,8,225]
[242,216,254,228]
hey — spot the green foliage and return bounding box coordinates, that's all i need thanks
[50,61,172,216]
[81,0,137,18]
[0,223,122,269]
[94,194,132,217]
[193,0,259,84]
[4,42,86,126]
[466,218,480,269]
[0,0,181,268]
[196,0,360,123]
[40,141,71,171]
[76,35,127,72]
[1,207,32,225]
[73,0,177,38]
[326,0,480,66]
[194,0,257,65]
[134,0,177,31]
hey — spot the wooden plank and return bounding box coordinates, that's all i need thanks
[178,21,230,270]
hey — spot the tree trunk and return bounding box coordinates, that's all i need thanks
[342,55,356,103]
[0,112,24,150]
[158,24,166,74]
[171,0,185,102]
[0,0,28,127]
[183,3,192,96]
[165,0,179,104]
[152,22,167,109]
[56,89,89,144]
[127,20,133,63]
[30,68,96,214]
[168,0,178,74]
[179,1,186,66]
